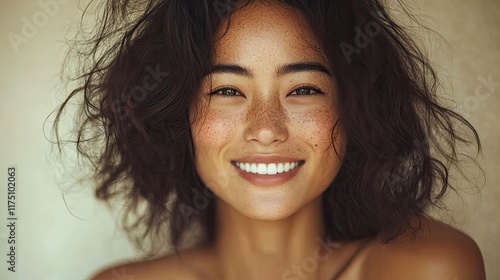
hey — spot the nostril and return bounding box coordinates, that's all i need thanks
[244,119,289,144]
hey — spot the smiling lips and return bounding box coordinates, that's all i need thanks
[231,157,305,186]
[233,161,303,175]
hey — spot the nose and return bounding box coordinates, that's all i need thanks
[243,96,289,145]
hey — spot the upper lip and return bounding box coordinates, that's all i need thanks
[232,155,304,164]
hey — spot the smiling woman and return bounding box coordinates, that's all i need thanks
[54,0,485,279]
[191,7,342,225]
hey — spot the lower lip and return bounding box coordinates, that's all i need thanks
[233,162,303,187]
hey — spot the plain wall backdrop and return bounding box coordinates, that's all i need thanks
[0,0,498,279]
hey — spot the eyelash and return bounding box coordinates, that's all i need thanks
[209,87,242,97]
[288,85,323,96]
[209,85,323,97]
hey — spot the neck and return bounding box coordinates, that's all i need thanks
[212,196,333,279]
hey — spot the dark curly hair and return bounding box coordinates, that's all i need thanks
[53,0,482,256]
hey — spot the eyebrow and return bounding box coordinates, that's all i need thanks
[207,62,332,78]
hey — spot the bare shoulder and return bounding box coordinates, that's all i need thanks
[89,248,215,280]
[361,215,485,280]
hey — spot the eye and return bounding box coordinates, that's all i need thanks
[288,85,323,96]
[209,87,243,97]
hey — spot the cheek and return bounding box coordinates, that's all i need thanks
[190,106,241,194]
[290,107,338,148]
[191,107,238,149]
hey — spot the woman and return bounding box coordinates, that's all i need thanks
[55,0,485,279]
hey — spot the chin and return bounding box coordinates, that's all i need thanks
[239,206,298,221]
[234,193,320,221]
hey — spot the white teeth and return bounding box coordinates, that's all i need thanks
[267,163,277,175]
[284,162,290,172]
[235,161,301,175]
[251,163,257,173]
[257,163,267,175]
[277,163,284,173]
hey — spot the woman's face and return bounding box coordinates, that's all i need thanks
[190,2,345,220]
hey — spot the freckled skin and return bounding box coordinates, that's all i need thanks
[189,1,345,220]
[187,4,351,276]
[91,2,486,280]
[93,1,485,280]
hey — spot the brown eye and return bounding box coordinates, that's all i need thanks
[210,88,242,96]
[289,86,322,96]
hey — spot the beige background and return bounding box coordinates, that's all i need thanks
[0,0,498,279]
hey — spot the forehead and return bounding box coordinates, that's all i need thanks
[213,2,327,65]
